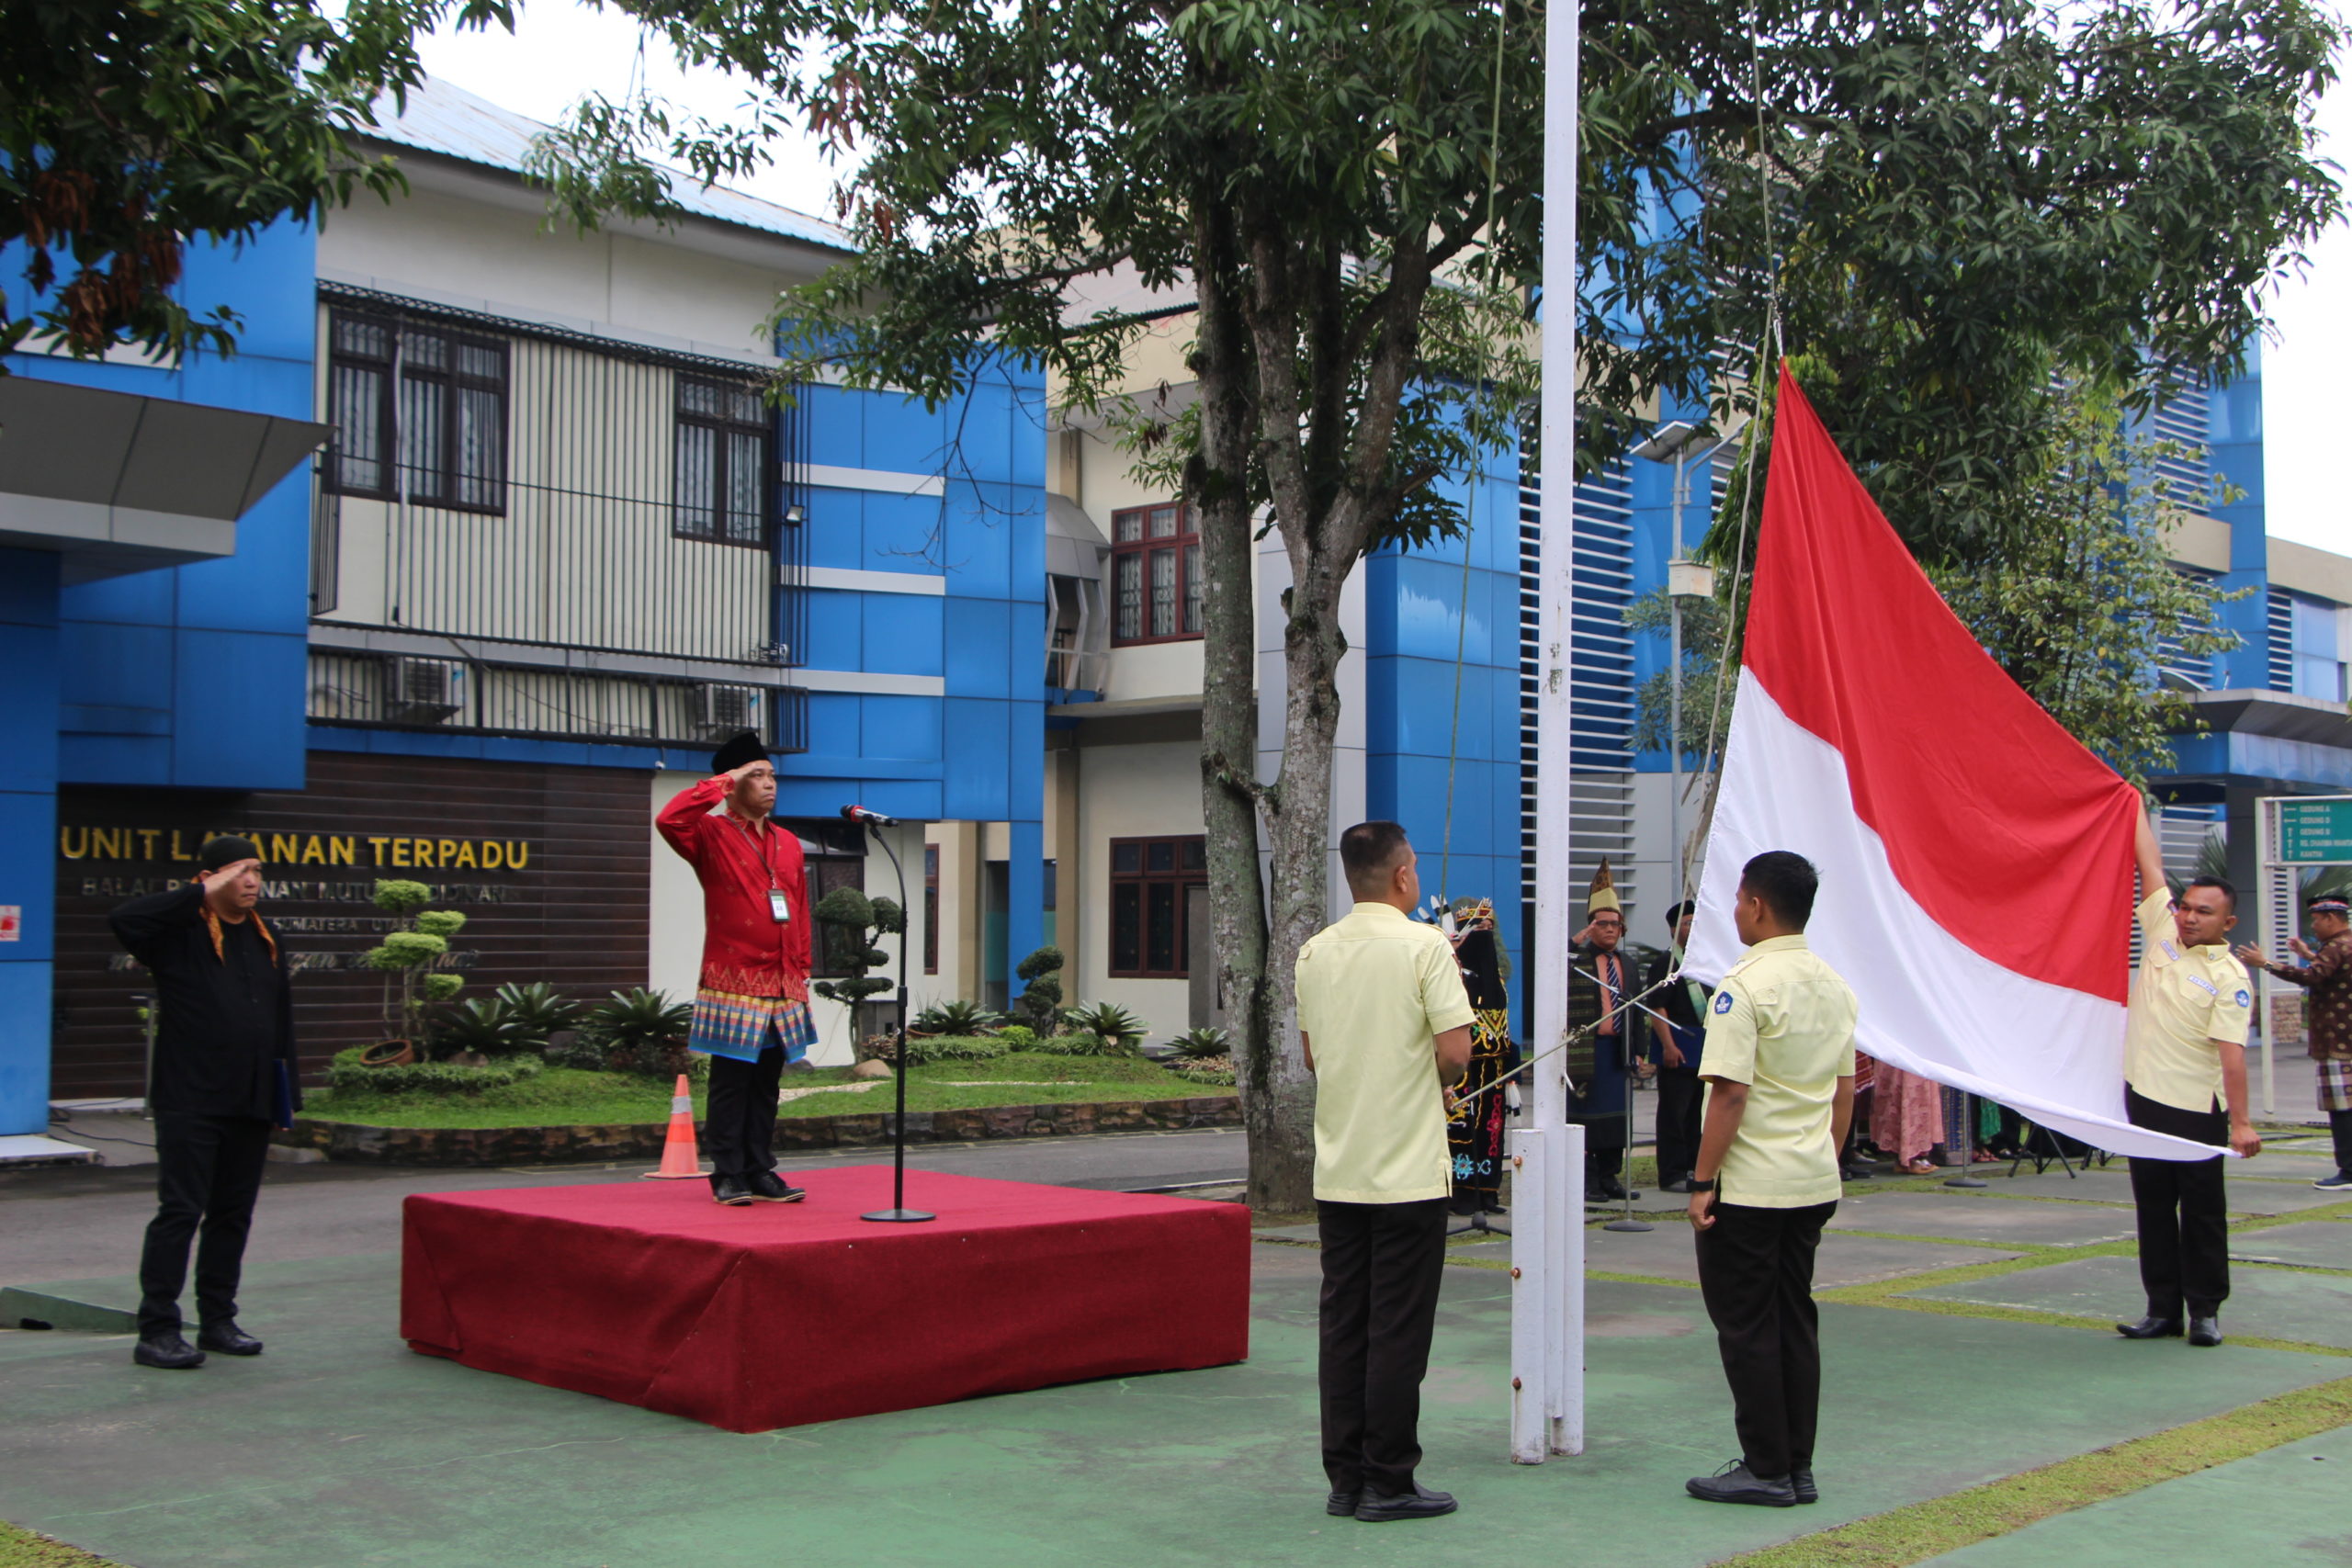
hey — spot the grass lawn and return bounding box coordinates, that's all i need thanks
[0,1522,119,1568]
[297,1053,1228,1129]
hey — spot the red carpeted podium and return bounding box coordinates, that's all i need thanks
[400,1166,1251,1433]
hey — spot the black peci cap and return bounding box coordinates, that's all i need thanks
[711,730,770,774]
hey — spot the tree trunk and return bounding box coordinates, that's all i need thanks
[1189,200,1314,1212]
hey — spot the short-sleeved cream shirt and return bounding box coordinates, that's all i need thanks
[1701,934,1859,1209]
[1296,901,1477,1203]
[2123,889,2254,1114]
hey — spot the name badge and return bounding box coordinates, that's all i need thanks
[768,889,792,924]
[2185,973,2218,998]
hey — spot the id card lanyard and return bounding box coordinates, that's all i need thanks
[729,814,791,924]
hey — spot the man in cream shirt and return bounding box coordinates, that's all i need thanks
[2119,811,2261,1348]
[1296,821,1474,1524]
[1685,851,1857,1510]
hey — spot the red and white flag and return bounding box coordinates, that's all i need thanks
[1683,366,2214,1161]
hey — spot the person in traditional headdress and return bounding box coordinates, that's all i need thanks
[1443,898,1519,1216]
[1567,859,1638,1202]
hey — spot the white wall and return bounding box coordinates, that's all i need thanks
[1073,738,1202,1038]
[317,173,817,360]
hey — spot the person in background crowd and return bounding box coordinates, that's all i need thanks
[109,836,300,1371]
[2237,893,2352,1190]
[1442,897,1518,1218]
[2118,811,2260,1348]
[1567,861,1638,1203]
[657,730,817,1207]
[1297,821,1476,1524]
[1685,851,1858,1509]
[1647,900,1711,1193]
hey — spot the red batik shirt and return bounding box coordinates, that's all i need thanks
[656,776,812,1000]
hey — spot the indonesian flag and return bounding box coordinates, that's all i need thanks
[1682,366,2215,1162]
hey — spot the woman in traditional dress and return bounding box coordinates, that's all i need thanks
[1444,898,1519,1216]
[1864,1055,1942,1174]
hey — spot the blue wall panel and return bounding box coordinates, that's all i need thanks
[0,549,61,1132]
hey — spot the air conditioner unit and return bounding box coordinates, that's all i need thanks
[389,658,468,723]
[697,682,766,739]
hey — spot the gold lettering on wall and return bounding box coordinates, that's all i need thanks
[60,825,537,870]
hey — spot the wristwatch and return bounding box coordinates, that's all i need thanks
[1689,1178,1716,1193]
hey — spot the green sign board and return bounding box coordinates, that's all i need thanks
[2277,797,2352,864]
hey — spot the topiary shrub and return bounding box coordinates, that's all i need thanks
[1012,945,1064,1033]
[361,880,468,1058]
[994,1023,1037,1048]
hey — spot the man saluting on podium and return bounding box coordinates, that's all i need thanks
[658,730,816,1206]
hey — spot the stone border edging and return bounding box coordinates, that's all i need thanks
[269,1093,1243,1167]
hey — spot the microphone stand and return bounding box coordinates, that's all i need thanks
[859,819,933,1223]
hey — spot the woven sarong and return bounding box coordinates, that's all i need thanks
[688,988,818,1064]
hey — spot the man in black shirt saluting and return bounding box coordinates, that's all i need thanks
[109,836,300,1370]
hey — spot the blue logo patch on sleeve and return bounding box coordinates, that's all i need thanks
[1713,991,1735,1014]
[2235,989,2251,1008]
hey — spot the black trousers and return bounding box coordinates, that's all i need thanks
[2331,1109,2352,1176]
[2125,1086,2230,1319]
[1694,1198,1836,1479]
[138,1113,273,1337]
[1317,1197,1448,1496]
[704,1048,784,1182]
[1656,1066,1703,1183]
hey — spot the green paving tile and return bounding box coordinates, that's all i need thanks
[3,1250,2341,1568]
[2229,1221,2352,1271]
[1827,1192,2137,1247]
[1903,1252,2352,1348]
[1917,1427,2352,1566]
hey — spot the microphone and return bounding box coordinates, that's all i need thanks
[841,804,900,828]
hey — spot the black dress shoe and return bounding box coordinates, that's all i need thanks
[711,1176,755,1206]
[747,1171,807,1203]
[133,1333,206,1370]
[2188,1315,2223,1347]
[1660,1177,1694,1193]
[1791,1469,1817,1505]
[1325,1488,1360,1517]
[1686,1461,1796,1506]
[1355,1483,1457,1522]
[197,1321,263,1356]
[2116,1314,2184,1340]
[1595,1175,1628,1201]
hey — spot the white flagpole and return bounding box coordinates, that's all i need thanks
[1511,0,1584,1463]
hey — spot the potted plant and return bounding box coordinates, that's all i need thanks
[360,879,466,1062]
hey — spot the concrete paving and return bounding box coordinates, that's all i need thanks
[1955,1164,2352,1215]
[1917,1427,2352,1567]
[1827,1192,2139,1247]
[1903,1254,2352,1348]
[3,1242,2344,1568]
[0,1128,1251,1290]
[2227,1220,2352,1270]
[1445,1227,2018,1288]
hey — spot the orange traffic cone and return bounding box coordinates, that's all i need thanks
[640,1074,707,1179]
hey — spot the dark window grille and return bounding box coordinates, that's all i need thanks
[311,284,808,670]
[1107,834,1206,977]
[1110,502,1202,645]
[675,378,772,547]
[323,310,507,512]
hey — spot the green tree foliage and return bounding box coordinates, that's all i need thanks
[1012,945,1065,1033]
[2,0,511,365]
[530,0,2335,1205]
[810,886,903,1012]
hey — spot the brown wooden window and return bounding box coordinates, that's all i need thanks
[785,818,867,978]
[1108,835,1206,977]
[922,844,939,975]
[323,310,508,513]
[1109,502,1202,645]
[674,376,772,547]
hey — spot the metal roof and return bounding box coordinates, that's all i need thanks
[358,77,853,254]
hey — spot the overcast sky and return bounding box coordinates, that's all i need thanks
[415,6,2351,558]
